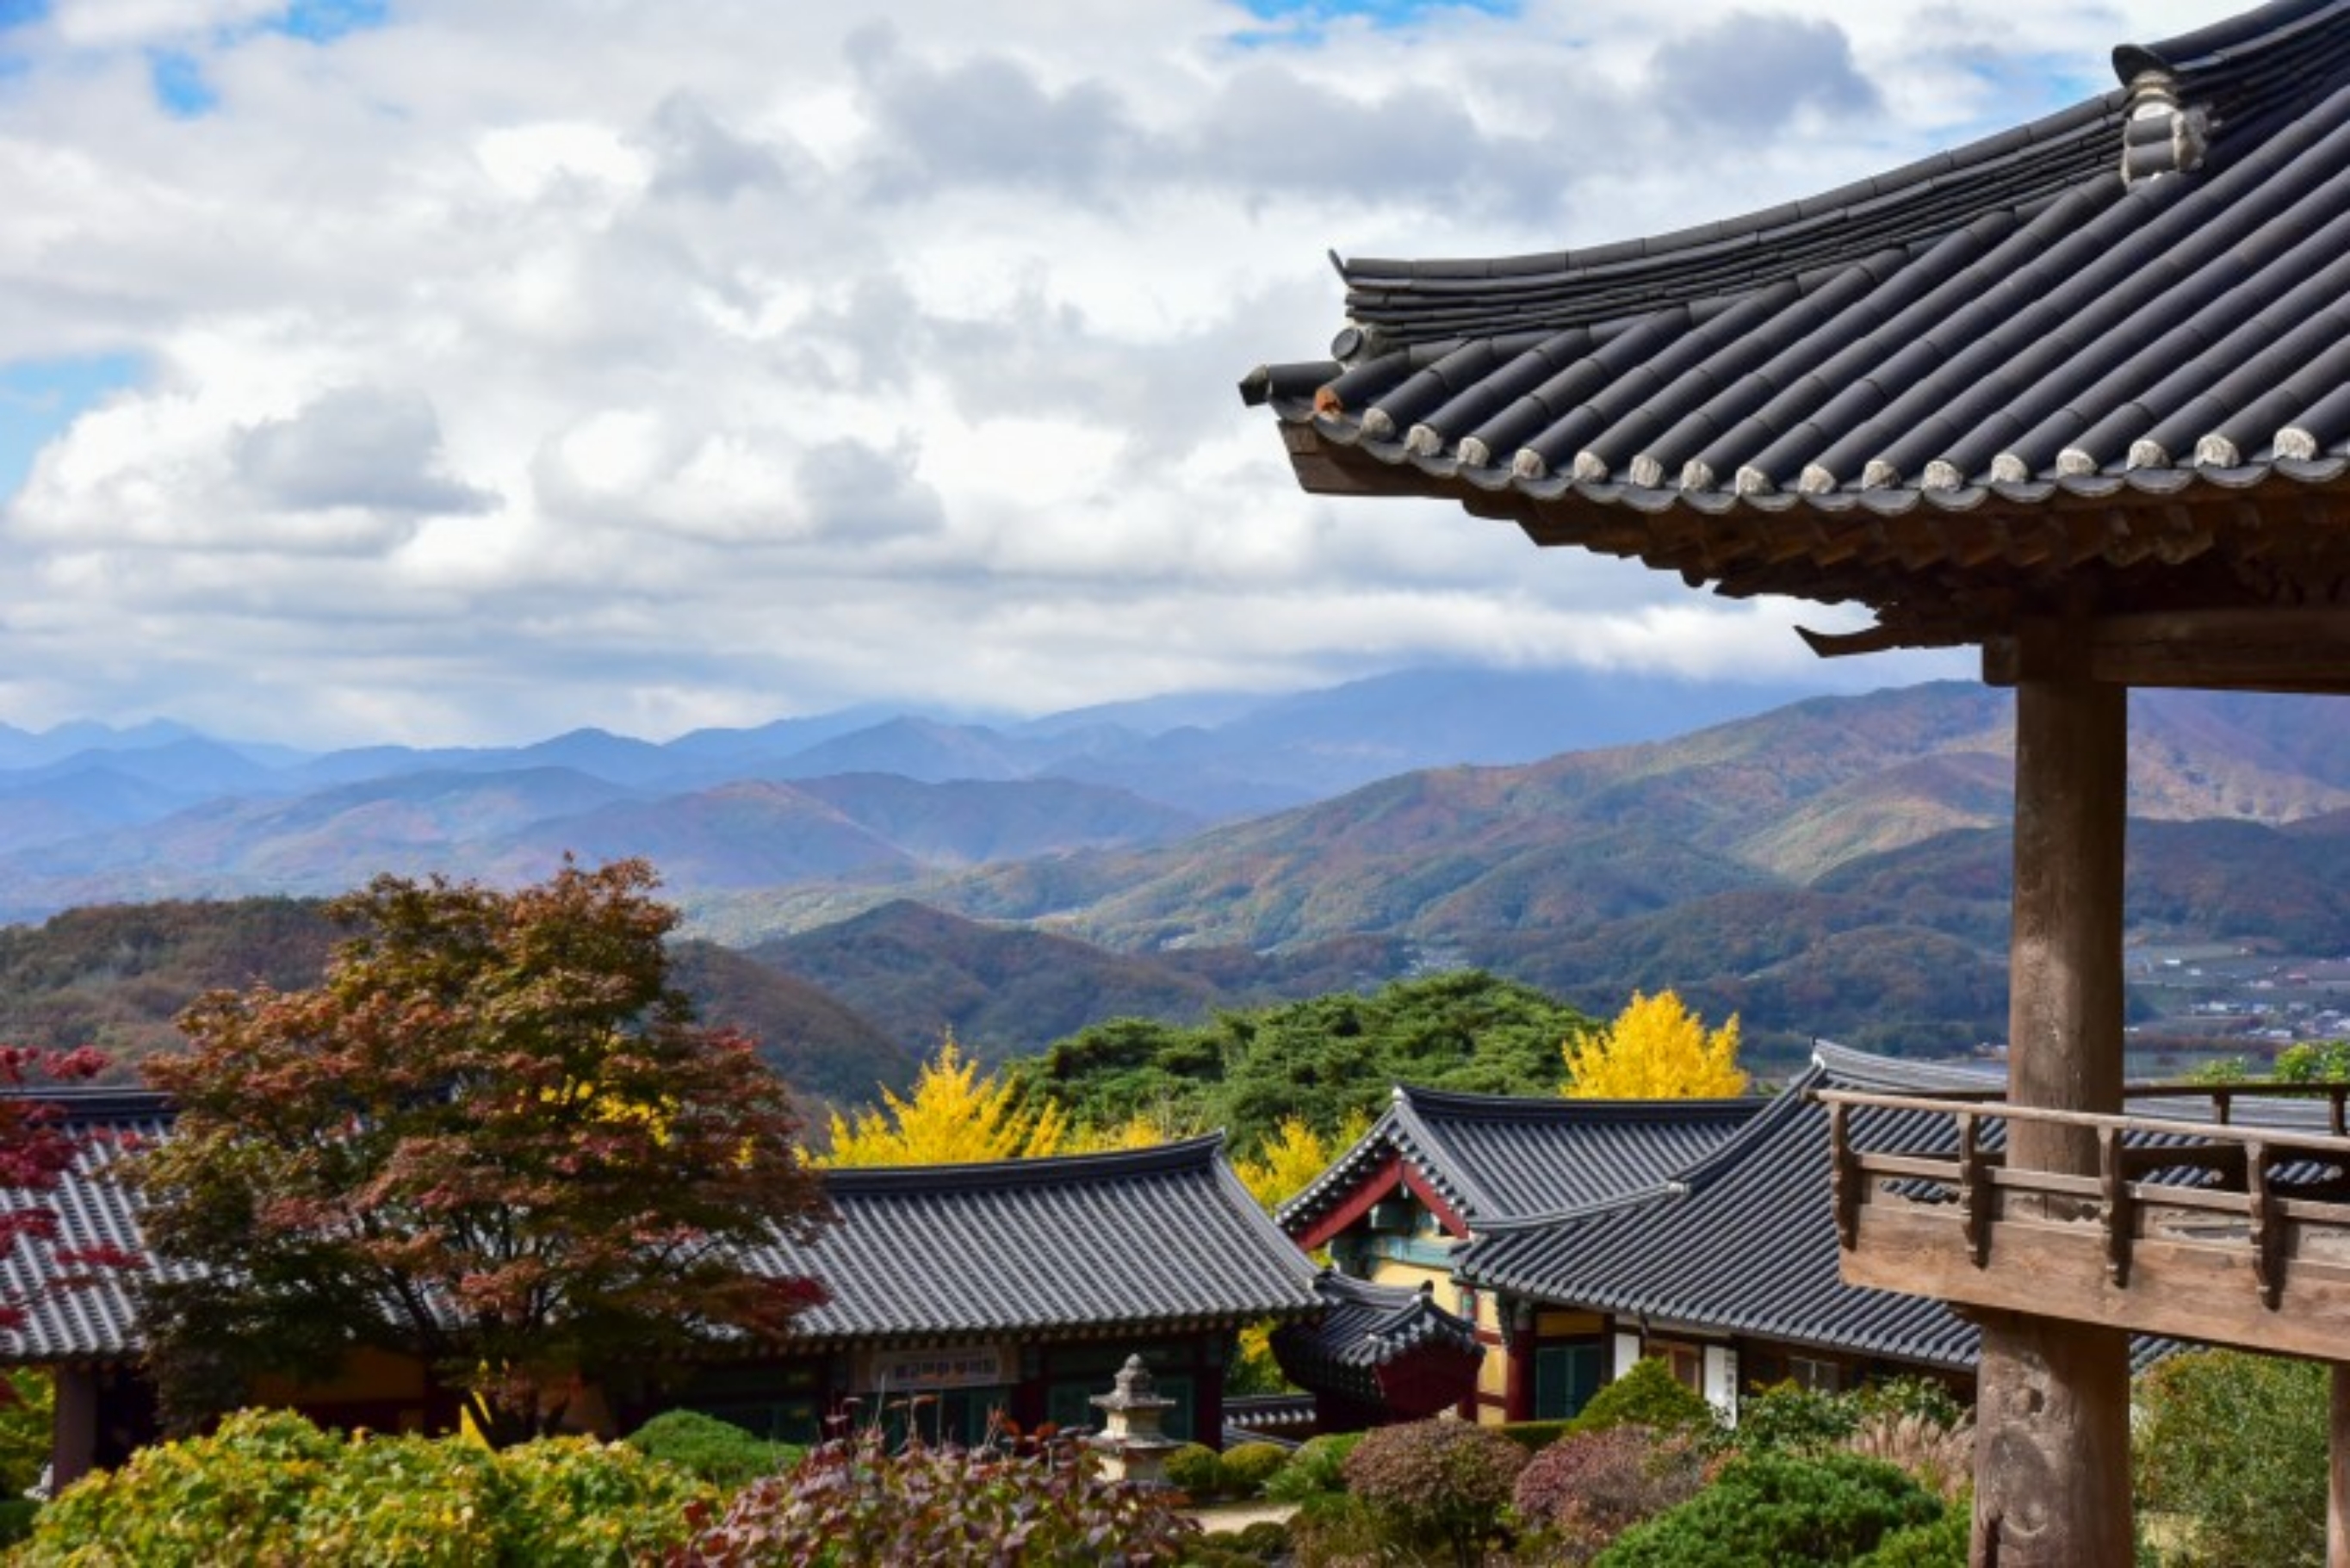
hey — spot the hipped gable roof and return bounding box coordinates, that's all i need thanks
[1454,1053,1987,1368]
[753,1135,1324,1348]
[1278,1083,1764,1239]
[0,1103,1321,1362]
[1452,1044,2272,1368]
[1241,1,2350,654]
[1270,1269,1482,1409]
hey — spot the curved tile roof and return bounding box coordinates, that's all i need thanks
[753,1135,1324,1348]
[1278,1084,1764,1236]
[2,1106,1320,1361]
[0,1091,181,1363]
[1455,1057,1981,1368]
[1240,1,2350,647]
[1454,1044,2314,1367]
[1270,1269,1482,1408]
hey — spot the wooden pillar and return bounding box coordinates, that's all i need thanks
[2331,1364,2350,1568]
[51,1366,98,1492]
[1972,653,2134,1567]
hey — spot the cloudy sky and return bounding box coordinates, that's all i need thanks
[0,0,2223,746]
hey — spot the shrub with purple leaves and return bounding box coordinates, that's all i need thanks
[1512,1424,1707,1565]
[670,1428,1197,1567]
[1340,1419,1528,1568]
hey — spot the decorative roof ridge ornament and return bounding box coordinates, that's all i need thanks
[2119,69,2210,184]
[1330,321,1397,367]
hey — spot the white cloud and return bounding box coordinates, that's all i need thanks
[0,0,2221,743]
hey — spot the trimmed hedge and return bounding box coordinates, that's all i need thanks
[1594,1450,1941,1568]
[623,1410,802,1491]
[19,1410,710,1567]
[1217,1441,1289,1498]
[1263,1430,1361,1503]
[1497,1419,1574,1453]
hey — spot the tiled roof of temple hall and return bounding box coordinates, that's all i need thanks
[1241,0,2350,651]
[0,1103,1322,1362]
[1454,1051,1990,1369]
[1277,1084,1764,1241]
[744,1135,1324,1348]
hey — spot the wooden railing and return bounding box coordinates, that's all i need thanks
[1814,1082,2350,1357]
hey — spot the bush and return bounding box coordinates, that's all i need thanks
[1856,1487,1971,1568]
[1728,1382,1860,1455]
[626,1410,803,1491]
[1217,1441,1289,1498]
[1288,1492,1392,1568]
[19,1409,709,1568]
[1851,1376,1965,1430]
[492,1435,712,1564]
[0,1498,40,1547]
[1512,1425,1707,1565]
[1163,1441,1225,1499]
[2134,1348,2328,1568]
[0,1372,54,1498]
[1570,1358,1715,1439]
[1496,1418,1574,1453]
[675,1427,1197,1566]
[1263,1430,1361,1503]
[1342,1418,1528,1568]
[1595,1450,1941,1568]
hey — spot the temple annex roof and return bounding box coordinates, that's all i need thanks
[1278,1083,1764,1243]
[1270,1269,1483,1416]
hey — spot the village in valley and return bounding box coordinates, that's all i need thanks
[7,0,2350,1565]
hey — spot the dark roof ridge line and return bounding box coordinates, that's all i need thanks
[1338,91,2122,307]
[1466,1063,1834,1238]
[817,1131,1228,1194]
[1392,1082,1766,1120]
[2121,0,2349,81]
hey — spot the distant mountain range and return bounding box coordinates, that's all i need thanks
[0,666,1830,920]
[4,672,2350,1083]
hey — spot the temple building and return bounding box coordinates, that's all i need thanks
[0,1096,1324,1484]
[1277,1084,1762,1422]
[1241,2,2350,1559]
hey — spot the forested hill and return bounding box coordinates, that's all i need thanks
[0,900,920,1106]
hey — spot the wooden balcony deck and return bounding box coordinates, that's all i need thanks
[1816,1083,2350,1358]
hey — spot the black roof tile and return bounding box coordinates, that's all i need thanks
[1278,1085,1764,1237]
[1243,1,2350,639]
[0,1104,1320,1362]
[1454,1044,2329,1369]
[1270,1270,1481,1408]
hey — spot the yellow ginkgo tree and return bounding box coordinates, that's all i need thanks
[819,1034,1071,1167]
[1562,989,1749,1100]
[1233,1109,1373,1215]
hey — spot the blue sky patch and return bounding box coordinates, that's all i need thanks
[0,1,44,29]
[0,353,142,503]
[272,1,388,45]
[1240,0,1516,22]
[149,50,217,116]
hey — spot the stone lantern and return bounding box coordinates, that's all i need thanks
[1088,1354,1182,1486]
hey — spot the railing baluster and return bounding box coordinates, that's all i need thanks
[2248,1141,2282,1311]
[2099,1125,2131,1286]
[1957,1112,1989,1267]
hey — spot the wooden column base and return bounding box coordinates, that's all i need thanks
[1973,1312,2133,1568]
